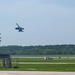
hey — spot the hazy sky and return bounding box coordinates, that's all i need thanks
[0,0,75,46]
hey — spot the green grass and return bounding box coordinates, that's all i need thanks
[10,57,75,71]
[0,57,75,71]
[18,64,75,71]
[0,64,75,71]
[12,58,75,63]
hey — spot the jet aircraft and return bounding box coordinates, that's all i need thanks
[15,23,24,32]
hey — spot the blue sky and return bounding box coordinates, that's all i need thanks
[0,0,75,46]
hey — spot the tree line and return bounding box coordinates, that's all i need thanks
[0,44,75,55]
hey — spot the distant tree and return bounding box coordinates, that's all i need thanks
[0,44,75,55]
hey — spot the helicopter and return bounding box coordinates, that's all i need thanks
[15,23,24,32]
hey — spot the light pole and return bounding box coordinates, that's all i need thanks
[0,33,1,51]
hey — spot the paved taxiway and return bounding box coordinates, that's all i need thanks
[0,71,75,75]
[18,62,75,64]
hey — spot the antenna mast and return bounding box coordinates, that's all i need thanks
[0,33,1,50]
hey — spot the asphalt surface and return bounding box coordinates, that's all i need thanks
[18,62,75,64]
[0,71,75,75]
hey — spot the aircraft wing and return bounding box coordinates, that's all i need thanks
[22,28,24,29]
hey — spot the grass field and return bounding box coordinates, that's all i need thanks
[12,57,75,63]
[1,56,75,71]
[0,64,75,71]
[10,56,75,71]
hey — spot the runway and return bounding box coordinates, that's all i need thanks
[18,62,75,64]
[0,71,75,75]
